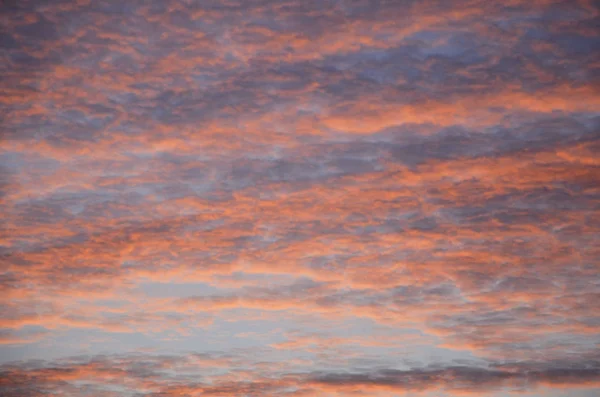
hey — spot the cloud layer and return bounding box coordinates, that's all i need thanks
[1,0,599,395]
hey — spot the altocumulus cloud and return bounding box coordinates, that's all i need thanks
[1,0,599,396]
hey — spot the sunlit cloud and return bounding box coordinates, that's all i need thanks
[1,0,599,395]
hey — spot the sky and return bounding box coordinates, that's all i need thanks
[0,0,599,396]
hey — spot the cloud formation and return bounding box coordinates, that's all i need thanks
[2,352,600,396]
[1,0,599,395]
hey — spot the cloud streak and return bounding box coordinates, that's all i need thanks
[2,352,600,396]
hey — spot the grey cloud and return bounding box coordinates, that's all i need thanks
[5,352,597,396]
[311,359,600,390]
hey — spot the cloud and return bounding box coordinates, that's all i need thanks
[311,362,600,393]
[1,0,599,396]
[1,352,599,396]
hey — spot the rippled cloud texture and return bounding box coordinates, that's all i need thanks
[1,0,599,396]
